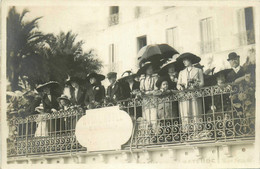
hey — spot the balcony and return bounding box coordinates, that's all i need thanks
[108,13,119,27]
[6,83,255,163]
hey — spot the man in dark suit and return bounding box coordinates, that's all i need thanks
[118,71,140,100]
[226,52,247,136]
[226,52,245,83]
[106,72,122,102]
[66,77,85,107]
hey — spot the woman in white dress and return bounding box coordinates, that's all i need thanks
[137,61,159,143]
[176,53,204,133]
[137,61,159,124]
[34,104,49,137]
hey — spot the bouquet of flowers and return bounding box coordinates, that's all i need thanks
[187,78,200,89]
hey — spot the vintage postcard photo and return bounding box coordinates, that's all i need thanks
[1,0,259,168]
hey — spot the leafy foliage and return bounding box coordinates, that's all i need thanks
[7,7,102,91]
[7,6,49,91]
[7,89,41,118]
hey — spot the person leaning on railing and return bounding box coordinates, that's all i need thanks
[84,72,106,109]
[176,53,204,133]
[65,76,86,107]
[36,81,61,133]
[158,56,183,125]
[36,81,60,114]
[117,70,141,119]
[105,72,123,105]
[137,61,159,125]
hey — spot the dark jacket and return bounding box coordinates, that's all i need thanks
[70,86,85,106]
[226,67,245,83]
[42,93,59,113]
[121,80,140,99]
[164,75,177,90]
[107,81,122,101]
[84,83,105,108]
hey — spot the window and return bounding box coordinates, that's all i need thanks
[135,7,141,18]
[237,7,255,45]
[110,6,119,15]
[200,17,214,54]
[109,44,116,71]
[109,6,119,26]
[137,36,147,52]
[166,27,178,48]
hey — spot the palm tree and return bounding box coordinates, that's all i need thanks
[7,7,102,92]
[7,7,48,91]
[43,31,102,87]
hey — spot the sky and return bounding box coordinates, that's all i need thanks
[15,6,105,49]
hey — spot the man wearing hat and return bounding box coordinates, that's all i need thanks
[84,72,106,109]
[106,72,123,102]
[118,70,140,100]
[66,77,85,107]
[226,52,245,83]
[36,81,60,113]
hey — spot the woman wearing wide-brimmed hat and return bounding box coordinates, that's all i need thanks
[117,70,142,119]
[137,61,159,93]
[176,53,204,133]
[118,70,140,99]
[65,76,86,107]
[137,61,160,139]
[84,72,106,109]
[159,56,184,90]
[36,81,60,113]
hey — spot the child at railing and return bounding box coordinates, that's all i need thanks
[34,104,48,137]
[57,94,71,111]
[154,77,172,119]
[56,95,72,131]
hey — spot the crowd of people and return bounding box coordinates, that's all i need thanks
[32,47,255,136]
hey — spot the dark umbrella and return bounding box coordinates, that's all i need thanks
[138,45,161,67]
[138,44,179,67]
[158,43,179,61]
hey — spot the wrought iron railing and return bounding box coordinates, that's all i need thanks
[7,84,255,158]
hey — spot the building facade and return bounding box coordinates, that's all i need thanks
[83,6,255,81]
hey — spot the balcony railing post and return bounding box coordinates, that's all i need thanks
[76,110,78,152]
[26,117,28,156]
[210,86,217,141]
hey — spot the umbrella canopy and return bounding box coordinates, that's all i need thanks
[158,43,179,60]
[138,44,179,67]
[138,45,161,67]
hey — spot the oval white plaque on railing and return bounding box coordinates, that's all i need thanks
[75,106,133,151]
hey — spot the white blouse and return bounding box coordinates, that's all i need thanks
[177,66,204,90]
